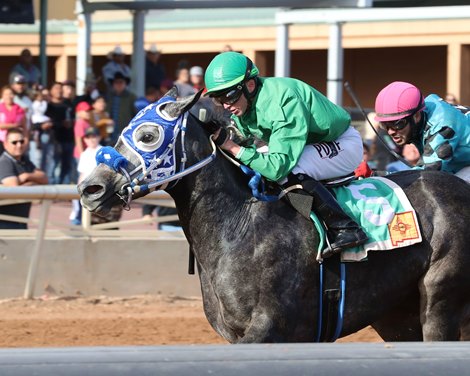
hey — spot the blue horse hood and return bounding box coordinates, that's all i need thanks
[121,97,182,167]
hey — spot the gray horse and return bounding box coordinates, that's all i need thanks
[78,90,470,342]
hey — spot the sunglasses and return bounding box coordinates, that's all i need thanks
[10,139,25,146]
[380,117,410,132]
[212,87,243,106]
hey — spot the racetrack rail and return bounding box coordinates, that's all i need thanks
[0,342,469,375]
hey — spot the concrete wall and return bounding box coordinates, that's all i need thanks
[0,237,202,299]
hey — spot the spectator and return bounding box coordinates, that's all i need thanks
[73,101,92,160]
[102,45,132,93]
[75,73,101,105]
[107,72,137,145]
[0,86,26,154]
[70,103,92,226]
[90,95,114,145]
[29,89,49,167]
[134,86,160,112]
[174,67,196,97]
[10,74,33,131]
[189,66,205,91]
[386,143,421,173]
[222,44,233,52]
[9,48,41,90]
[0,128,47,229]
[445,93,458,105]
[145,44,166,91]
[44,82,67,184]
[60,79,78,183]
[76,127,123,225]
[142,205,181,231]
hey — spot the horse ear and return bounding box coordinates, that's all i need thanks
[163,89,204,118]
[165,86,179,99]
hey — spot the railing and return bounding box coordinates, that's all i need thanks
[0,185,182,299]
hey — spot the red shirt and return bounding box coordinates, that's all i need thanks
[73,118,90,159]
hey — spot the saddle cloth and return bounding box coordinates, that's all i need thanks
[329,176,422,262]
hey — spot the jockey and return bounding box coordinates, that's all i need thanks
[204,51,368,258]
[375,81,470,183]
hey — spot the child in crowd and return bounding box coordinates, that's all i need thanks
[73,101,92,160]
[70,101,92,225]
[90,95,114,145]
[30,89,49,166]
[76,127,123,226]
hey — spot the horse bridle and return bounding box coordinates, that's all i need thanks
[113,112,218,209]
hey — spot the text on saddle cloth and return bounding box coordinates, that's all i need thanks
[327,176,422,262]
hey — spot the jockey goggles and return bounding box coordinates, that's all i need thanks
[211,57,254,106]
[379,116,411,132]
[212,87,244,105]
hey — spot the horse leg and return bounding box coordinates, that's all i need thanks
[419,274,464,341]
[198,268,240,343]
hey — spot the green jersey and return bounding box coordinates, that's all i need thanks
[233,77,351,181]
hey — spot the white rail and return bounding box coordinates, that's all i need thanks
[0,185,179,299]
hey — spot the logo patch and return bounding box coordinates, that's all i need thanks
[388,211,420,246]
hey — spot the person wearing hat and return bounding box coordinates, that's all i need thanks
[10,74,33,132]
[70,126,102,226]
[189,66,205,91]
[102,45,132,93]
[9,48,41,90]
[203,51,368,258]
[145,44,166,91]
[106,72,137,144]
[73,101,93,160]
[374,81,470,183]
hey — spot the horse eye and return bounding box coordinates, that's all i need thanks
[141,133,154,143]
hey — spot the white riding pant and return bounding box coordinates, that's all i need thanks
[455,166,470,184]
[290,126,363,181]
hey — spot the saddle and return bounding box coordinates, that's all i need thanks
[281,173,357,220]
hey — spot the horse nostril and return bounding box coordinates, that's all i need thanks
[84,185,103,195]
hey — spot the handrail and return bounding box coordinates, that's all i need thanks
[0,185,179,299]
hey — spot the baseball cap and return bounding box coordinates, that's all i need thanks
[75,101,92,112]
[189,66,204,76]
[85,127,100,137]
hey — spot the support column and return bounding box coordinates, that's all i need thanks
[39,0,48,87]
[131,10,146,97]
[75,0,92,96]
[275,22,290,77]
[447,43,462,102]
[327,22,344,106]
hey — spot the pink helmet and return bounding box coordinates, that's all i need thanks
[374,81,425,122]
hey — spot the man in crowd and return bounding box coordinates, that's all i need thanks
[145,44,166,91]
[102,46,131,93]
[0,128,47,229]
[107,72,137,145]
[9,48,41,90]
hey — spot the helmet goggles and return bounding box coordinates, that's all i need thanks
[379,116,411,132]
[211,58,253,106]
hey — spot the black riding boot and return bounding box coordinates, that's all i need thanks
[286,174,368,258]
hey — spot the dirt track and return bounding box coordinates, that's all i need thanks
[0,295,382,347]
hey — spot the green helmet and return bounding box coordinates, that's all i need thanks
[204,52,259,95]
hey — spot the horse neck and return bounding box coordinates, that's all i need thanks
[167,127,254,259]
